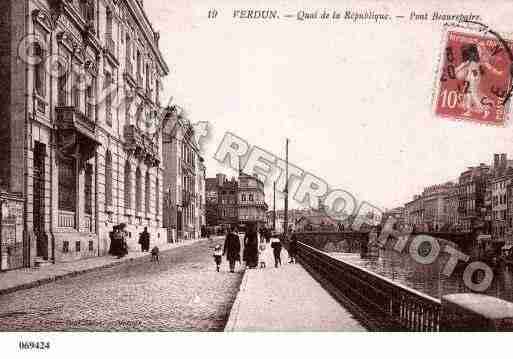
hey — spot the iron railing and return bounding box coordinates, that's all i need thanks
[295,241,441,331]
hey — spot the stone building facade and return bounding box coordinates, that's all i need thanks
[162,116,205,241]
[458,164,490,232]
[404,195,424,230]
[0,0,169,267]
[238,173,268,226]
[443,184,460,231]
[205,174,239,230]
[422,182,455,231]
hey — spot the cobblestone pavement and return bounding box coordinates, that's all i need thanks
[0,239,243,331]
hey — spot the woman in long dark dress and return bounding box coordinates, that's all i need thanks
[244,223,259,268]
[108,225,118,256]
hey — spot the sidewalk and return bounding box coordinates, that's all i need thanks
[225,243,366,331]
[0,237,211,296]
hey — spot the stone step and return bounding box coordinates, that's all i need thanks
[34,257,52,268]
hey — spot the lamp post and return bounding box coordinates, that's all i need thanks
[273,181,276,231]
[284,138,289,238]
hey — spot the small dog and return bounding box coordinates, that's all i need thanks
[150,246,160,263]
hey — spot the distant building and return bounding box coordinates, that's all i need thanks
[458,163,490,232]
[267,208,318,232]
[405,195,424,230]
[205,172,268,230]
[443,184,460,231]
[422,182,455,231]
[217,175,239,228]
[205,178,220,227]
[162,116,205,241]
[488,154,513,241]
[382,207,405,230]
[238,173,268,226]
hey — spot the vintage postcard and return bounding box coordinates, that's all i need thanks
[1,0,513,357]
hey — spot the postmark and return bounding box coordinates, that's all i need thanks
[434,28,513,125]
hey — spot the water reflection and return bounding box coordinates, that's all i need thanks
[330,247,513,302]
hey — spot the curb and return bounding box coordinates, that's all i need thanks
[0,239,207,297]
[224,267,249,332]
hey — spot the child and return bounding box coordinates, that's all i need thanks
[258,240,267,268]
[213,244,223,272]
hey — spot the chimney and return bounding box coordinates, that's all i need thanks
[154,31,160,46]
[494,154,500,170]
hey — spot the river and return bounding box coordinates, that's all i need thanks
[330,248,513,302]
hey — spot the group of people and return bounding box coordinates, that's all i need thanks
[108,225,152,258]
[213,224,299,272]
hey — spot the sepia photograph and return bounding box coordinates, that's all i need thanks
[1,0,513,356]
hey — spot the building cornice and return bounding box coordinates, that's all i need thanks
[123,0,170,75]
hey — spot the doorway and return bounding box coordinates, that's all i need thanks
[34,142,47,260]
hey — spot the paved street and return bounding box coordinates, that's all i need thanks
[0,238,243,331]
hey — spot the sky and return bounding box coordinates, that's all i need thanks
[143,0,513,211]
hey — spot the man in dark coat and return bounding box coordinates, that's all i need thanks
[223,225,241,273]
[139,227,150,252]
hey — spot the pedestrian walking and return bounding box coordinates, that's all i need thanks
[213,244,223,272]
[138,227,150,252]
[270,236,282,267]
[288,232,298,264]
[223,225,241,273]
[118,223,129,258]
[243,222,259,269]
[110,224,128,258]
[108,225,118,256]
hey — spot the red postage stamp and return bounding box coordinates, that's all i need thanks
[434,30,513,125]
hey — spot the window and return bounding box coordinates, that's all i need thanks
[155,78,159,103]
[126,34,131,63]
[145,171,150,214]
[106,8,112,39]
[75,241,81,252]
[63,241,69,253]
[34,43,46,97]
[88,240,94,252]
[104,72,112,126]
[249,194,254,202]
[146,63,150,93]
[105,151,113,206]
[136,51,141,81]
[135,167,142,212]
[124,161,132,209]
[58,157,76,212]
[58,66,68,106]
[241,194,246,202]
[72,68,81,109]
[84,164,93,214]
[85,77,95,121]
